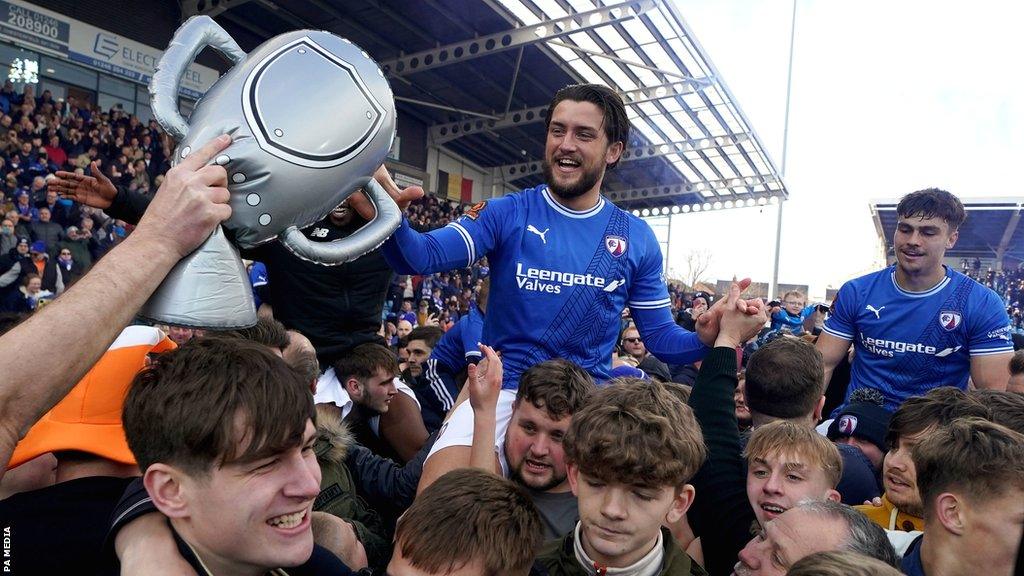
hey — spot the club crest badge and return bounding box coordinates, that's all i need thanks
[464,201,487,220]
[837,415,858,435]
[939,310,962,331]
[604,235,627,258]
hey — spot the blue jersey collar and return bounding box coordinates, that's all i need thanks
[540,185,606,219]
[889,265,952,298]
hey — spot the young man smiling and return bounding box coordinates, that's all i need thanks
[744,421,842,526]
[536,378,708,575]
[378,84,751,389]
[818,188,1013,412]
[122,337,353,575]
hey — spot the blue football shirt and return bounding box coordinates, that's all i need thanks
[430,302,485,371]
[383,185,706,388]
[824,265,1013,411]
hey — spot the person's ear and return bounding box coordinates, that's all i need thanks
[567,463,581,497]
[144,463,190,519]
[813,395,826,422]
[946,229,959,250]
[825,489,841,503]
[934,493,965,535]
[666,484,696,524]
[345,377,362,400]
[605,141,624,167]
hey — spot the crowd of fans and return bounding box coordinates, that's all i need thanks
[0,82,172,312]
[960,258,1024,329]
[0,80,1023,576]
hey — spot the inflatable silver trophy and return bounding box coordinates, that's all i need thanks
[139,16,400,329]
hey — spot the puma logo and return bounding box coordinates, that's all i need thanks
[526,225,549,244]
[866,305,885,319]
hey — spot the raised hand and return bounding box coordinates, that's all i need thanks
[51,161,118,209]
[132,135,232,259]
[716,285,768,349]
[695,277,753,346]
[467,344,502,414]
[346,165,426,221]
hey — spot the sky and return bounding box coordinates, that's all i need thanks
[658,0,1024,300]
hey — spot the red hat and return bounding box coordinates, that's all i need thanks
[7,326,175,469]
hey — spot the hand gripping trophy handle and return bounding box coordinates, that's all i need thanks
[139,16,401,329]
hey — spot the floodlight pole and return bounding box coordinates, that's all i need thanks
[770,0,797,301]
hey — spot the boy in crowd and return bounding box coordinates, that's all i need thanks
[901,418,1024,576]
[682,283,886,575]
[122,337,354,574]
[855,387,988,532]
[387,468,543,576]
[768,290,816,334]
[744,421,842,526]
[537,378,707,575]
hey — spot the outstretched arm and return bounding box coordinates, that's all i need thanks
[631,305,709,365]
[52,160,152,225]
[0,135,232,480]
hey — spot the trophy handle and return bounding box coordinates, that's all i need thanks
[150,15,246,141]
[279,178,401,266]
[139,227,257,329]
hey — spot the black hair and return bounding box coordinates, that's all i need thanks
[896,188,966,230]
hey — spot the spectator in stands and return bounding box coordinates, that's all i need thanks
[1009,350,1024,394]
[120,336,354,574]
[28,206,62,250]
[0,326,173,574]
[58,225,92,271]
[425,357,595,540]
[396,318,413,341]
[53,245,83,286]
[388,469,543,576]
[855,387,988,532]
[536,378,706,575]
[13,190,36,224]
[818,189,1014,412]
[0,236,28,310]
[0,215,15,255]
[732,500,898,575]
[768,290,816,334]
[901,418,1024,576]
[27,241,63,295]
